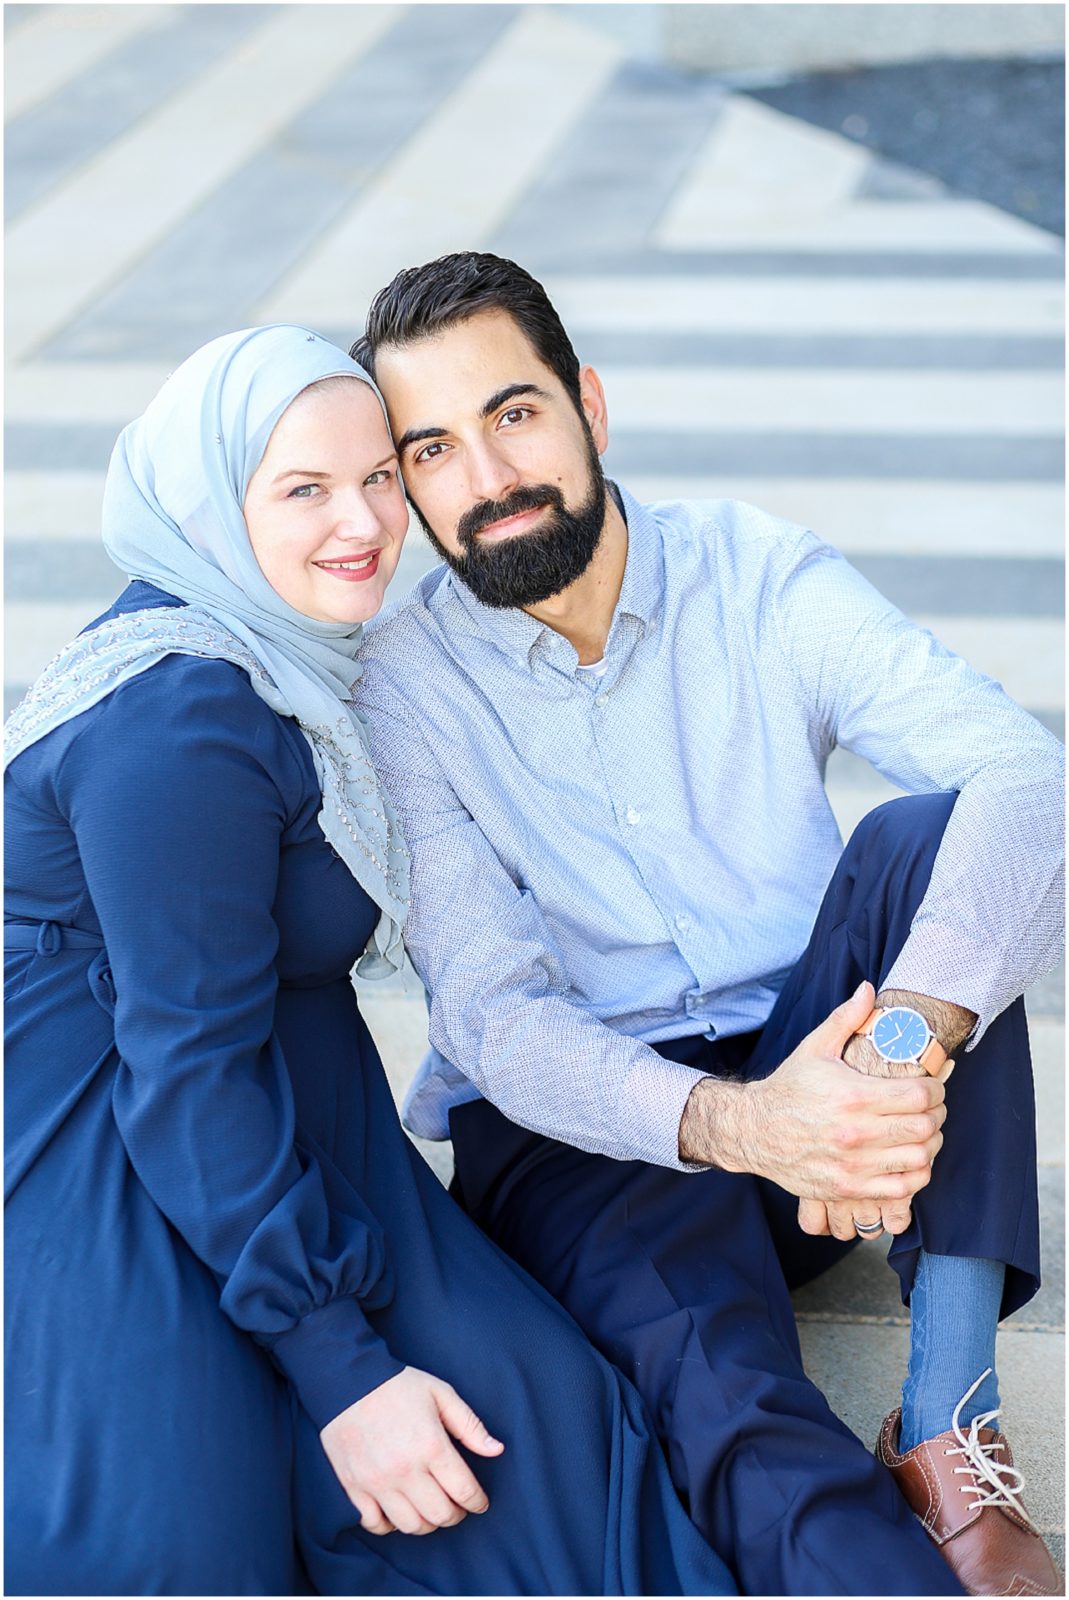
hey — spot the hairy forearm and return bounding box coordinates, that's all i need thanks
[679,1076,750,1168]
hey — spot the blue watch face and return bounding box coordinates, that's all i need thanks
[872,1008,930,1063]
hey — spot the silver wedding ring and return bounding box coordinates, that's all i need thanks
[853,1218,884,1236]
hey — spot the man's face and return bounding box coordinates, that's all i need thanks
[373,309,609,609]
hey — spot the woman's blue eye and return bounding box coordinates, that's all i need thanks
[287,483,318,499]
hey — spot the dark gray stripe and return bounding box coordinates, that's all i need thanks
[5,537,1062,621]
[4,5,41,35]
[850,555,1064,618]
[5,540,122,600]
[505,331,1065,371]
[9,422,1063,481]
[513,247,1065,280]
[5,6,274,221]
[489,59,725,260]
[603,432,1064,481]
[39,5,519,363]
[6,422,122,473]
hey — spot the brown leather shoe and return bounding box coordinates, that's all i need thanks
[876,1383,1062,1596]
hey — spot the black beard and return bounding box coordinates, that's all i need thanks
[409,430,607,609]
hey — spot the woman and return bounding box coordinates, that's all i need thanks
[4,326,735,1597]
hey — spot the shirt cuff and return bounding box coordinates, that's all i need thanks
[882,917,1008,1049]
[266,1296,406,1431]
[622,1046,713,1170]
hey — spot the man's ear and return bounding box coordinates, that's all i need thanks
[578,365,609,455]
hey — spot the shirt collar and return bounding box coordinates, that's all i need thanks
[441,480,665,670]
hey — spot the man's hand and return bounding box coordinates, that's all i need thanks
[679,982,946,1205]
[804,987,969,1239]
[320,1367,504,1536]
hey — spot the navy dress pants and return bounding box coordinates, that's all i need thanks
[450,795,1041,1597]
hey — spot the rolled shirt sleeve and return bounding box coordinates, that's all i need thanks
[773,530,1065,1044]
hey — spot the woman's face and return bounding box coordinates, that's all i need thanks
[243,378,408,625]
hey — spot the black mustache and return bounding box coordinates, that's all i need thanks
[457,483,566,545]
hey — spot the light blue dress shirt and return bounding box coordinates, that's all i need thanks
[359,487,1064,1170]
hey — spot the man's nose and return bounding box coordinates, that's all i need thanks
[466,440,520,505]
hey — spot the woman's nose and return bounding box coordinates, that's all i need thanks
[332,497,383,541]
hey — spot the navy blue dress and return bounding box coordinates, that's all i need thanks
[5,584,733,1598]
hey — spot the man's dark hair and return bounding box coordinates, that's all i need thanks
[350,252,583,414]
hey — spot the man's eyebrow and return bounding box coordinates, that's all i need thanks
[396,425,446,456]
[480,382,551,418]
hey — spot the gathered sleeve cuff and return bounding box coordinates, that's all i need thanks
[266,1298,406,1430]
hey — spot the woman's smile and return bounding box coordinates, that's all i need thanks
[313,550,382,580]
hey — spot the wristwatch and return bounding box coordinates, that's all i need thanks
[856,1005,947,1076]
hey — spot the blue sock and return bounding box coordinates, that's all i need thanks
[899,1250,1004,1453]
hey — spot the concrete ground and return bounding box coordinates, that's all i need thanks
[5,3,1064,1582]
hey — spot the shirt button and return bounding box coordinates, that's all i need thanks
[595,693,609,708]
[625,806,641,825]
[675,914,691,932]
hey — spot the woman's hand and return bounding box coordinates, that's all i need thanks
[320,1366,505,1536]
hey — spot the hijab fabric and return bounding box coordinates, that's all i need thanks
[3,325,408,975]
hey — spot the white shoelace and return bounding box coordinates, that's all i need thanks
[943,1369,1036,1526]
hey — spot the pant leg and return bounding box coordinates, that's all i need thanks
[451,1103,963,1597]
[742,792,1040,1316]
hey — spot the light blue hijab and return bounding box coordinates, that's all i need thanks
[4,325,408,975]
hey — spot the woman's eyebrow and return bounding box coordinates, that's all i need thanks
[272,467,331,483]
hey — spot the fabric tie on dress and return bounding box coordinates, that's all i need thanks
[3,919,105,956]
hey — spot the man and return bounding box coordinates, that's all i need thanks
[352,253,1063,1596]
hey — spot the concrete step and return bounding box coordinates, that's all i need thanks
[798,1320,1065,1572]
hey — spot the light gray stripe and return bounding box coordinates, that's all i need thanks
[5,538,1062,620]
[39,5,520,363]
[9,422,1062,481]
[5,6,274,220]
[603,432,1063,481]
[489,59,725,260]
[512,248,1065,280]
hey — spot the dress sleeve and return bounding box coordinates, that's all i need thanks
[55,657,405,1429]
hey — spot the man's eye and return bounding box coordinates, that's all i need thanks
[414,441,447,464]
[500,406,532,427]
